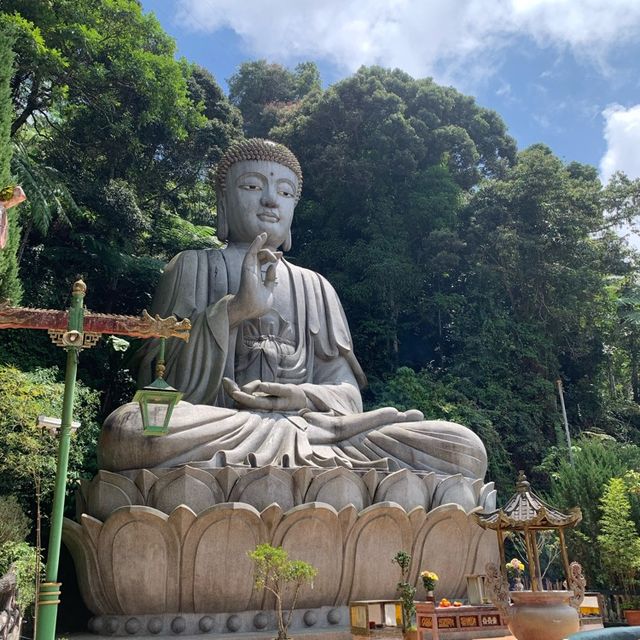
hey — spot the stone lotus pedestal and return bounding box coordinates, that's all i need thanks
[63,465,498,637]
[507,591,579,640]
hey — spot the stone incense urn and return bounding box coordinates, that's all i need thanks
[484,562,584,640]
[507,590,579,640]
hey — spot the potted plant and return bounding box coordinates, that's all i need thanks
[420,570,438,601]
[248,543,317,640]
[505,558,526,591]
[393,551,416,640]
[622,595,640,626]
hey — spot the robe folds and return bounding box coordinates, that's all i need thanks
[99,247,487,479]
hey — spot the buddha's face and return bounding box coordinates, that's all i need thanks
[224,159,298,249]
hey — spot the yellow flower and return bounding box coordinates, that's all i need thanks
[420,570,439,581]
[505,558,525,573]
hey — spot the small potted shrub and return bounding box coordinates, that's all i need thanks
[393,551,416,639]
[248,543,317,640]
[622,595,640,626]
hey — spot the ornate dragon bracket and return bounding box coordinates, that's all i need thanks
[568,561,586,610]
[484,562,511,620]
[0,304,191,349]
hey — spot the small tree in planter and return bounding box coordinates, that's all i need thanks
[393,551,416,636]
[248,544,317,640]
[597,475,640,623]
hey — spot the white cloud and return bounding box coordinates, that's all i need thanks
[175,0,640,82]
[600,104,640,182]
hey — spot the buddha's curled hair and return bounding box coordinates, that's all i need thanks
[215,139,303,200]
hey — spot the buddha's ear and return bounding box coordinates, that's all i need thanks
[282,229,292,252]
[216,187,228,242]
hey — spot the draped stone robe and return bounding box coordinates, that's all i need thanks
[99,246,487,479]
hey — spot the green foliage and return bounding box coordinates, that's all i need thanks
[11,138,76,241]
[248,543,317,640]
[393,550,411,573]
[229,60,320,138]
[0,540,39,613]
[0,20,13,191]
[0,365,101,516]
[597,477,640,595]
[275,66,515,382]
[542,437,640,540]
[0,0,243,419]
[539,436,640,588]
[393,551,415,632]
[273,76,640,476]
[372,367,513,490]
[441,146,637,470]
[0,495,30,546]
[0,202,22,302]
[4,0,242,315]
[0,18,22,303]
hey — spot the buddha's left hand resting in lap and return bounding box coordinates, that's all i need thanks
[99,139,487,479]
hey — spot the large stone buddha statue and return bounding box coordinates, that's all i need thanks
[99,139,487,480]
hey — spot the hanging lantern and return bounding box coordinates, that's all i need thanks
[134,337,182,436]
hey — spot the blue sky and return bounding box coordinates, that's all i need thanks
[140,0,640,182]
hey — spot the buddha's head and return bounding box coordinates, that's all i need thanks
[215,139,303,251]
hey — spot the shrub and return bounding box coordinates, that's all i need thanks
[0,541,39,613]
[597,477,640,595]
[393,550,416,632]
[0,495,30,546]
[0,365,101,516]
[248,543,317,640]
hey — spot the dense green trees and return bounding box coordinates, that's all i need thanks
[0,20,21,302]
[444,147,635,471]
[275,67,517,378]
[0,365,100,515]
[2,0,241,313]
[229,60,320,138]
[597,476,640,594]
[541,436,640,588]
[254,66,639,479]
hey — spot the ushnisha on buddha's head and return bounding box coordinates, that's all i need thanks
[215,139,303,251]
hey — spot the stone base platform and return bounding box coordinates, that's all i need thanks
[73,632,350,640]
[85,606,349,637]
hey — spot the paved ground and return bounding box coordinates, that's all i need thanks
[469,622,604,639]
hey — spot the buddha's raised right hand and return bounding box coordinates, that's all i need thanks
[228,233,282,327]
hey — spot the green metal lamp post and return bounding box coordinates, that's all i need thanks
[0,279,190,640]
[36,280,86,640]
